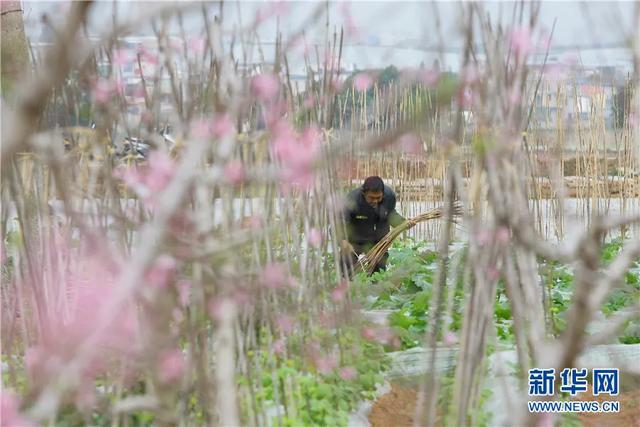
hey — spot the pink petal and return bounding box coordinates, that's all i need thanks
[0,392,35,427]
[353,73,373,92]
[145,255,176,289]
[157,348,185,384]
[460,64,480,85]
[443,331,458,346]
[188,36,206,54]
[273,338,286,355]
[191,118,212,139]
[251,73,280,101]
[92,79,114,104]
[224,160,245,185]
[261,263,287,289]
[315,354,338,375]
[339,366,357,380]
[145,151,175,192]
[419,68,440,87]
[307,228,323,248]
[476,229,492,246]
[303,95,316,109]
[212,114,234,139]
[276,315,294,334]
[495,227,510,243]
[331,281,348,302]
[112,49,132,66]
[510,27,534,60]
[397,134,422,155]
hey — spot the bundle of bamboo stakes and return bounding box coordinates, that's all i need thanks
[355,203,463,275]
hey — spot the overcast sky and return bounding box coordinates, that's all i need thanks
[22,1,637,70]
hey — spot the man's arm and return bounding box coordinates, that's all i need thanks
[389,209,407,227]
[337,193,356,250]
[386,189,407,227]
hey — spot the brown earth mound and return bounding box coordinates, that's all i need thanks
[369,383,640,427]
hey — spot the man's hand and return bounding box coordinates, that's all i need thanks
[340,239,355,254]
[406,218,417,227]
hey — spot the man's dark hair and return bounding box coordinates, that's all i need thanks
[362,176,384,193]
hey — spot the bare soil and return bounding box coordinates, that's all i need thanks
[369,383,640,427]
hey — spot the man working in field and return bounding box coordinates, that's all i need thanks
[340,176,410,276]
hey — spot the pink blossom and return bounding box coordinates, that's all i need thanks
[157,348,185,384]
[314,353,338,375]
[244,215,263,230]
[373,327,395,345]
[92,78,115,104]
[460,64,480,85]
[273,338,286,355]
[112,49,133,66]
[330,77,344,93]
[144,254,176,289]
[0,392,35,427]
[339,3,359,38]
[145,151,175,192]
[191,118,213,139]
[212,114,234,139]
[188,36,206,54]
[495,227,510,244]
[457,87,474,109]
[543,63,568,84]
[256,1,288,24]
[276,315,294,334]
[224,160,245,186]
[443,331,458,346]
[331,281,348,302]
[208,297,225,321]
[141,110,153,124]
[510,27,534,60]
[27,242,137,385]
[251,73,280,101]
[172,308,184,323]
[24,346,43,379]
[561,53,579,67]
[233,287,253,306]
[261,263,287,289]
[362,326,395,344]
[353,73,373,92]
[287,277,299,289]
[537,412,555,427]
[476,229,492,246]
[362,327,377,341]
[307,228,323,248]
[487,266,501,282]
[169,38,184,53]
[271,123,320,190]
[508,86,521,107]
[303,95,316,109]
[75,382,96,411]
[398,134,422,155]
[138,46,159,65]
[339,366,357,380]
[538,31,553,51]
[419,68,440,87]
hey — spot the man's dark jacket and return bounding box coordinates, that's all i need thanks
[343,185,405,246]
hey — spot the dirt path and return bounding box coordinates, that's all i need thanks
[369,384,420,427]
[369,383,640,427]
